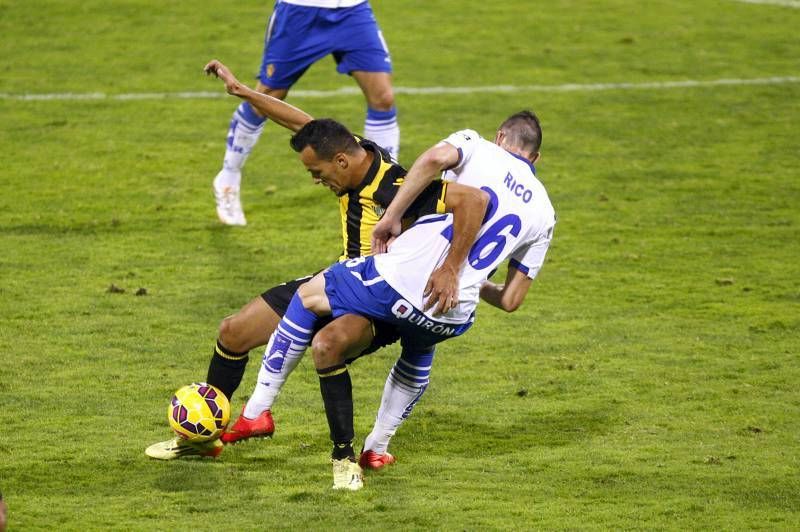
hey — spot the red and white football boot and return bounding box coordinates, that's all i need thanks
[221,406,275,444]
[358,450,396,470]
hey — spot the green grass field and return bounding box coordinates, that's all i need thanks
[1,0,799,529]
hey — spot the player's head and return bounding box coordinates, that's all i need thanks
[290,119,364,196]
[495,111,542,163]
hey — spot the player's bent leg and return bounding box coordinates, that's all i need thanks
[224,292,320,444]
[212,297,283,444]
[352,71,399,159]
[361,345,435,470]
[218,296,281,353]
[208,296,281,401]
[213,83,288,226]
[147,297,283,459]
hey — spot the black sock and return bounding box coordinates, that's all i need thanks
[318,364,354,460]
[206,340,249,401]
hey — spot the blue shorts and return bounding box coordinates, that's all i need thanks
[259,1,392,89]
[324,257,474,350]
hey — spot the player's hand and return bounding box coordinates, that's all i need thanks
[204,59,241,95]
[423,264,459,316]
[371,216,402,254]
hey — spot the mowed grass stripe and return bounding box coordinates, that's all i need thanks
[734,0,800,8]
[1,75,799,101]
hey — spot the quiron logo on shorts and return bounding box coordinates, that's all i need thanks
[390,299,458,336]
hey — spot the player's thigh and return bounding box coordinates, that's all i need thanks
[331,3,392,79]
[297,272,331,314]
[219,297,280,352]
[258,3,331,89]
[350,71,394,110]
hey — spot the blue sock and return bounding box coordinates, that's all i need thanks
[244,294,317,417]
[363,346,434,453]
[236,102,266,129]
[393,347,434,393]
[277,294,317,347]
[364,106,399,159]
[219,102,267,177]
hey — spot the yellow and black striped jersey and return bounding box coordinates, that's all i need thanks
[338,138,448,261]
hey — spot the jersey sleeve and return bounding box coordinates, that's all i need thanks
[441,129,482,172]
[508,225,555,280]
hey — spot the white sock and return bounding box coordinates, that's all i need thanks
[243,320,311,418]
[217,102,266,186]
[364,107,399,160]
[363,350,431,454]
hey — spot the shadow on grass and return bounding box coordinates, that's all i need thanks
[413,404,617,456]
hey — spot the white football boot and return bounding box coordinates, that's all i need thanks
[145,437,223,460]
[331,458,364,491]
[213,172,246,226]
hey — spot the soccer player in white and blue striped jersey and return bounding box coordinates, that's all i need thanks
[246,112,556,489]
[213,0,399,226]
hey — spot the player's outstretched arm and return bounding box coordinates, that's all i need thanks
[372,142,459,254]
[479,267,533,312]
[424,182,489,315]
[204,59,313,132]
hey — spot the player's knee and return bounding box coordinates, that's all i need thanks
[367,87,395,112]
[218,315,248,353]
[311,331,347,368]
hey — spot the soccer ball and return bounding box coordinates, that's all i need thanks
[168,382,230,441]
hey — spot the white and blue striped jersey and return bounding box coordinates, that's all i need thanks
[373,130,556,324]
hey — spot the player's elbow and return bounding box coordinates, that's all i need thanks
[421,143,459,172]
[463,187,490,220]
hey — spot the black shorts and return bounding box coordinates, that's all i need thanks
[260,275,400,361]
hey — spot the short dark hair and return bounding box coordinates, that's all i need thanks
[289,119,361,160]
[499,110,542,157]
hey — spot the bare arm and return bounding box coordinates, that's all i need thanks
[372,142,459,254]
[423,182,489,315]
[204,59,313,132]
[479,266,533,312]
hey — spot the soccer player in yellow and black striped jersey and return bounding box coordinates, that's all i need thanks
[146,60,447,461]
[292,125,447,262]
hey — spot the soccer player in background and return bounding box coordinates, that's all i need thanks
[239,112,556,489]
[213,0,399,226]
[147,60,435,462]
